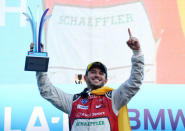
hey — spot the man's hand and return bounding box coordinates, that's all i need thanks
[30,43,44,52]
[127,28,140,50]
[30,43,34,52]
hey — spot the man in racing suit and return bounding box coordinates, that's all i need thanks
[35,29,144,131]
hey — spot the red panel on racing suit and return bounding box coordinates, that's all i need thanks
[69,91,118,131]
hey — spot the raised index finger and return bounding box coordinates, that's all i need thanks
[128,28,132,38]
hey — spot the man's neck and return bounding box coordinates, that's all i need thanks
[88,86,102,91]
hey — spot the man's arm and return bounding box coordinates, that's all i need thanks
[36,72,73,114]
[112,51,144,114]
[112,29,144,115]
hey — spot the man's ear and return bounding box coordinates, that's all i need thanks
[84,75,87,82]
[104,78,108,84]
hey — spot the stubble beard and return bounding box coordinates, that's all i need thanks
[86,79,105,90]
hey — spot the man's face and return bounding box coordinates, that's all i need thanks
[85,67,108,90]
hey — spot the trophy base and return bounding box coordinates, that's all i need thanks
[25,55,49,72]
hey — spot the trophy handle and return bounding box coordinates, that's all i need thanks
[28,7,37,52]
[38,8,50,52]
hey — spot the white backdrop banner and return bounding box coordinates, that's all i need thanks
[46,2,156,84]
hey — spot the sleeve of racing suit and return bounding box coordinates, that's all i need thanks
[36,72,73,114]
[112,50,144,115]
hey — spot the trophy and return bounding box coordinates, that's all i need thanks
[24,7,51,72]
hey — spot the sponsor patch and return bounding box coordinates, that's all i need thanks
[77,104,88,110]
[76,121,104,126]
[99,97,105,101]
[96,104,103,109]
[81,98,88,104]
